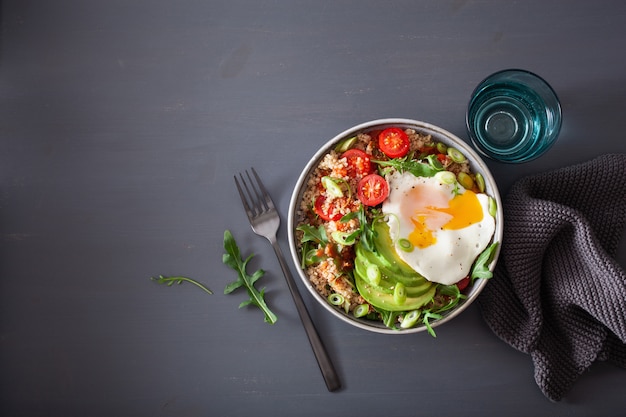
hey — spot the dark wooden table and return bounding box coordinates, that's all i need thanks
[1,1,625,416]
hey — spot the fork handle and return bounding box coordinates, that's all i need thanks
[270,238,342,392]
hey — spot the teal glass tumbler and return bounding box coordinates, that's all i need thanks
[466,69,562,163]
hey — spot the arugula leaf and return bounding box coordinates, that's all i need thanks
[340,204,377,252]
[375,308,401,330]
[421,311,443,337]
[470,242,499,283]
[296,224,328,246]
[222,230,278,325]
[150,275,213,295]
[372,157,439,178]
[296,224,329,268]
[435,284,467,313]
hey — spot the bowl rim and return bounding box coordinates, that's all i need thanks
[287,118,504,334]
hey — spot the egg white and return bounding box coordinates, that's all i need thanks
[382,171,495,285]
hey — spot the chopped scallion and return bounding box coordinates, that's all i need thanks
[457,172,474,190]
[327,293,345,306]
[435,170,456,185]
[321,176,344,197]
[447,147,466,163]
[488,196,497,217]
[334,136,357,153]
[366,264,381,286]
[475,172,486,193]
[353,304,370,318]
[393,282,407,305]
[331,230,357,246]
[426,154,444,171]
[400,310,420,328]
[398,238,414,252]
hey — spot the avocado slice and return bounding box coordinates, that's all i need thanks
[353,236,437,310]
[354,243,432,294]
[372,220,420,276]
[354,270,437,311]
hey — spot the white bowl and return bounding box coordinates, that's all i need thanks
[287,118,503,334]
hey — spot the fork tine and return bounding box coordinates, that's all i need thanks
[246,169,269,212]
[234,173,255,218]
[251,167,275,210]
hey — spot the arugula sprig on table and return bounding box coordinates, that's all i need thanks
[150,275,214,294]
[222,230,278,325]
[150,230,278,325]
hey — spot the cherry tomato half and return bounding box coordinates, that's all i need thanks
[357,174,389,206]
[456,276,470,291]
[313,195,343,221]
[341,149,372,177]
[379,127,410,158]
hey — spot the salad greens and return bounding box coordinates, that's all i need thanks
[470,242,499,283]
[150,275,213,295]
[296,129,501,336]
[373,154,441,178]
[222,230,278,325]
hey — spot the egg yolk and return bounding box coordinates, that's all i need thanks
[409,215,436,249]
[437,190,484,230]
[406,187,484,249]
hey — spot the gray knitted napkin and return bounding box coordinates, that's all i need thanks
[478,154,626,402]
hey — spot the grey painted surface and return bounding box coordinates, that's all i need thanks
[1,1,625,416]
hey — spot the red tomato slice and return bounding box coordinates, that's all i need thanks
[313,195,343,221]
[357,174,389,206]
[341,149,372,177]
[456,276,470,291]
[379,128,410,158]
[437,153,450,164]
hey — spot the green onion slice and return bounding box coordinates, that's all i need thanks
[304,248,324,266]
[475,172,486,193]
[366,264,381,286]
[327,293,345,306]
[331,230,357,246]
[353,304,370,318]
[393,282,407,305]
[398,238,414,252]
[334,136,357,153]
[436,142,447,154]
[426,154,444,171]
[321,176,344,197]
[457,172,474,190]
[488,196,497,217]
[447,147,467,163]
[400,310,420,328]
[434,170,456,185]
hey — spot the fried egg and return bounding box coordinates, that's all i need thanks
[382,171,496,285]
